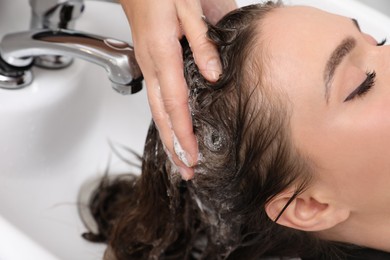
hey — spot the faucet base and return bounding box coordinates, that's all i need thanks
[34,55,73,69]
[0,55,33,89]
[0,71,33,89]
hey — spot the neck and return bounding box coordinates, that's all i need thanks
[319,213,390,252]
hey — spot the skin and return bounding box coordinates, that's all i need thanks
[262,6,390,252]
[119,0,237,180]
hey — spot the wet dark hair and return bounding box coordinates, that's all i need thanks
[81,2,354,259]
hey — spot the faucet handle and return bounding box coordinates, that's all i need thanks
[29,0,85,68]
[29,0,85,30]
[28,1,120,69]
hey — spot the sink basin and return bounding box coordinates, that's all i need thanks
[0,1,149,259]
[0,0,389,259]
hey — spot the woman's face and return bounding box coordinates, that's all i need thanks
[263,6,390,215]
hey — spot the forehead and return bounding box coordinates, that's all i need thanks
[261,6,352,69]
[263,6,350,42]
[261,6,351,63]
[258,6,355,101]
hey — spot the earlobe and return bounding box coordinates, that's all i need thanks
[265,189,350,232]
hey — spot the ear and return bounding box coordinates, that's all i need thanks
[265,188,350,232]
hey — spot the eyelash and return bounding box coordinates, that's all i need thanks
[344,71,376,102]
[377,38,387,46]
[341,35,383,102]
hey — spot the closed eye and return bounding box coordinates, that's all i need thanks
[344,71,376,102]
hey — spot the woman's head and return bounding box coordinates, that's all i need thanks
[135,2,338,258]
[258,5,390,251]
[84,1,390,259]
[185,1,390,253]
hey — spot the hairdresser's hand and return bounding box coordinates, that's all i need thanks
[120,0,237,180]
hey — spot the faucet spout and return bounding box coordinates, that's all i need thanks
[0,29,143,94]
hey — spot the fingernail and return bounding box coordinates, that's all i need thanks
[206,58,222,81]
[173,134,194,167]
[178,166,194,181]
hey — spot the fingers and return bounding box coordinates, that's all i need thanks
[176,0,222,82]
[120,0,196,180]
[145,75,195,181]
[143,18,198,179]
[151,41,199,167]
[142,43,197,180]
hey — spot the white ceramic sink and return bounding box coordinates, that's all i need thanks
[0,0,389,259]
[0,1,148,259]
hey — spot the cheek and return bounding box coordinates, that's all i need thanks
[306,103,390,200]
[293,100,390,173]
[329,103,390,168]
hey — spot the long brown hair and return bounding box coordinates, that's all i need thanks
[82,2,352,259]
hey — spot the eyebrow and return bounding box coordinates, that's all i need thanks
[323,19,360,103]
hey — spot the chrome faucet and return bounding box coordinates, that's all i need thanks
[0,0,143,95]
